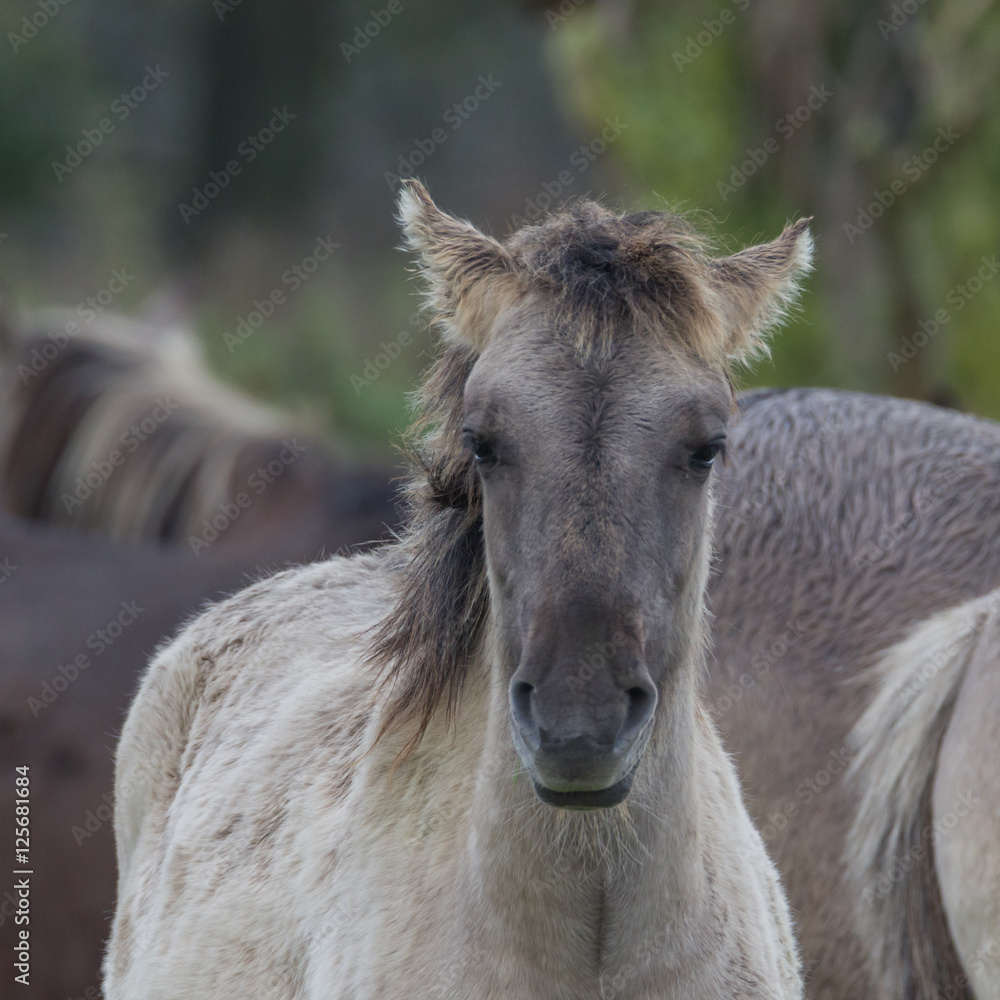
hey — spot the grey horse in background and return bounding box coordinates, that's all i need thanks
[710,387,1000,1000]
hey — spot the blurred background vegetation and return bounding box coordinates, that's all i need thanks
[3,0,999,457]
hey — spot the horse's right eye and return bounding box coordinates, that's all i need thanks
[463,432,496,466]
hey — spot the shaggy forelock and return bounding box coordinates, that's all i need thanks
[504,202,722,360]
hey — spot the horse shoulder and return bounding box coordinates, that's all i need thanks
[107,551,392,996]
[113,551,388,879]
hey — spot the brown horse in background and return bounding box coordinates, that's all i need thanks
[0,309,399,557]
[709,387,1000,1000]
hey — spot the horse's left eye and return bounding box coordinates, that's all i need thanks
[688,441,724,471]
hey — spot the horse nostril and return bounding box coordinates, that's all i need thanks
[619,682,657,748]
[509,680,539,750]
[628,685,653,712]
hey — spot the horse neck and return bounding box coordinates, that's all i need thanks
[454,628,711,986]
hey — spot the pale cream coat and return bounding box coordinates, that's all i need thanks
[106,551,802,999]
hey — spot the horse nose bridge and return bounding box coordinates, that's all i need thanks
[526,578,643,647]
[514,584,649,682]
[515,612,640,686]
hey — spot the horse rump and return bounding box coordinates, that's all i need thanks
[845,590,1000,999]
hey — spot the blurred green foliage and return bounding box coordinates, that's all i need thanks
[2,0,999,451]
[546,0,1000,416]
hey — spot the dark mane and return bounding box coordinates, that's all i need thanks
[367,343,487,754]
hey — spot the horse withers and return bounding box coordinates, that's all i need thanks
[105,182,812,999]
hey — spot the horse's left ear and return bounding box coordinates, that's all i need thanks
[397,179,520,351]
[709,219,813,363]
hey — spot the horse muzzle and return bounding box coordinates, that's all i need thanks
[508,680,656,809]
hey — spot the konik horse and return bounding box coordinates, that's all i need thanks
[105,181,812,998]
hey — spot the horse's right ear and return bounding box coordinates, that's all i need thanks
[397,179,520,351]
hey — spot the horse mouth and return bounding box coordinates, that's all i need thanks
[531,766,637,810]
